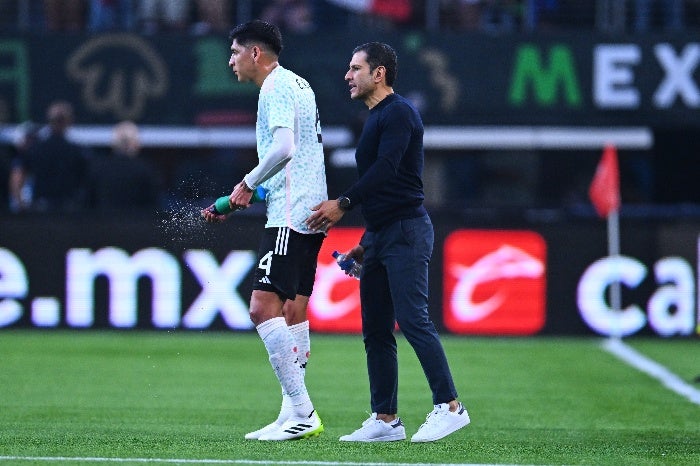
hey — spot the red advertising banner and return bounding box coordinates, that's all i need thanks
[443,230,547,335]
[308,227,364,333]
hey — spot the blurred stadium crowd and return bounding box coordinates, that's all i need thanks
[1,1,699,216]
[1,0,699,35]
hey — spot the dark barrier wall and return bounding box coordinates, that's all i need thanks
[1,212,698,337]
[1,32,699,127]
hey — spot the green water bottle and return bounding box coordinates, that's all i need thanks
[209,186,267,214]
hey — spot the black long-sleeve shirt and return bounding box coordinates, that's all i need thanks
[342,93,427,231]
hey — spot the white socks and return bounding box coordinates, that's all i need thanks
[256,317,313,417]
[288,320,310,374]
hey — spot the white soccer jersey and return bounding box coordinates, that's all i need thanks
[256,66,328,233]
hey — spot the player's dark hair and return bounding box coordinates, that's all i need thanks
[229,20,283,56]
[353,42,397,87]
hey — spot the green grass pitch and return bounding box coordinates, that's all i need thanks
[0,330,698,465]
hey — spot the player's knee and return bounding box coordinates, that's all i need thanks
[249,290,285,326]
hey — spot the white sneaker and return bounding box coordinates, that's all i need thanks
[410,402,470,443]
[258,410,324,441]
[339,413,406,442]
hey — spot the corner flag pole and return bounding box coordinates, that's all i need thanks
[607,208,621,328]
[589,144,622,338]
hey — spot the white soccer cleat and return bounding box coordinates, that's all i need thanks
[258,410,324,441]
[410,402,470,443]
[339,413,406,442]
[244,421,283,440]
[244,395,293,440]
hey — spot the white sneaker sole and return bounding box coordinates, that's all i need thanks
[339,432,406,442]
[411,414,470,443]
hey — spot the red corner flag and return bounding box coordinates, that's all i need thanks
[589,144,620,218]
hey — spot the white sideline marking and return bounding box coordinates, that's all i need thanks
[0,458,521,466]
[602,337,700,405]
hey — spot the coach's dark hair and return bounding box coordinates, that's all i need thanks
[229,20,283,56]
[353,42,397,87]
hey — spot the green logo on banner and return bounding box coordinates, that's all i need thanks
[509,44,581,108]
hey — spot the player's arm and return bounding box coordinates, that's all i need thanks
[243,126,295,189]
[228,126,295,209]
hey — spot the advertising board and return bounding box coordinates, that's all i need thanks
[1,33,699,127]
[1,215,697,337]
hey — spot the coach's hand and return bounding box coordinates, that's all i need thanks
[306,199,345,231]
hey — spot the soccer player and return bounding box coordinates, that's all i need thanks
[202,20,327,441]
[305,42,470,442]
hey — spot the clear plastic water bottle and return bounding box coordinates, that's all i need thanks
[332,251,362,280]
